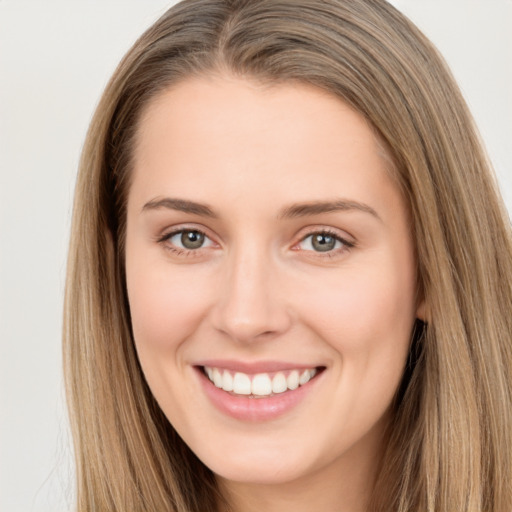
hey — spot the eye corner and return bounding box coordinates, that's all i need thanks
[292,227,356,259]
[156,226,219,259]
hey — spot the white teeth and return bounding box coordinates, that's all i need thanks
[222,370,233,391]
[272,372,287,394]
[213,368,223,388]
[204,366,319,396]
[287,370,299,390]
[233,372,252,395]
[252,374,272,396]
[299,369,310,385]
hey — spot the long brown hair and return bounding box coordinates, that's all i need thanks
[63,1,512,510]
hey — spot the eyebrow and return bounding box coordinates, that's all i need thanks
[142,197,381,221]
[278,199,380,221]
[142,197,218,217]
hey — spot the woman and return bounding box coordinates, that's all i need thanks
[63,0,512,510]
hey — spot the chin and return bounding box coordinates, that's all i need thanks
[211,457,312,486]
[193,436,324,486]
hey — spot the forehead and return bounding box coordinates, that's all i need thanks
[130,75,402,221]
[136,75,386,153]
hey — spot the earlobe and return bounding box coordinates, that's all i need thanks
[416,300,429,323]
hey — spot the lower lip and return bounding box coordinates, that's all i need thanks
[196,367,322,422]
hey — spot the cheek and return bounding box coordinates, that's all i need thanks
[126,261,212,356]
[304,265,417,347]
[308,268,416,420]
[298,252,418,411]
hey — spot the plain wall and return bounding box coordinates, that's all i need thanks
[0,1,510,511]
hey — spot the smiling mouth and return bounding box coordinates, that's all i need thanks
[202,366,324,398]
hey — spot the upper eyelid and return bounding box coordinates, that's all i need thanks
[294,230,354,251]
[158,225,214,242]
[297,226,355,244]
[301,231,344,242]
[157,228,216,257]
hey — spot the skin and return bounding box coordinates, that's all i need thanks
[125,75,425,512]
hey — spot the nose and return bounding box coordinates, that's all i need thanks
[210,245,292,344]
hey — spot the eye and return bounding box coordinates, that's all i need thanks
[297,230,353,254]
[160,228,215,253]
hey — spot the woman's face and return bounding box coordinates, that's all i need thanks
[125,76,424,488]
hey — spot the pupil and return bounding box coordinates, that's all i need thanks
[181,230,204,249]
[312,234,335,252]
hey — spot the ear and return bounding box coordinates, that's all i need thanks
[416,299,429,323]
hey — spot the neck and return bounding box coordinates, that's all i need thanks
[218,467,371,512]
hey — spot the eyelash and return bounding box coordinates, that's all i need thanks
[157,227,355,259]
[295,228,355,258]
[156,228,214,258]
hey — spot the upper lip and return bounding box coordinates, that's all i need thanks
[195,359,323,374]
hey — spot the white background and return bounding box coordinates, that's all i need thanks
[0,1,510,511]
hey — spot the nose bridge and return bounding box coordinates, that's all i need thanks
[213,239,290,343]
